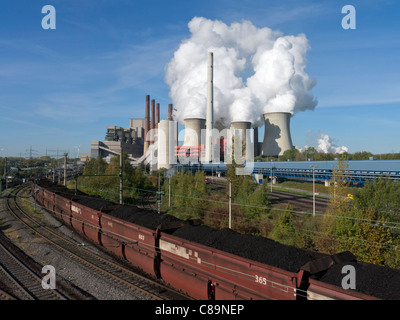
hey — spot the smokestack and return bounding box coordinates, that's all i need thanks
[168,104,173,120]
[156,103,160,128]
[254,126,259,157]
[182,118,206,147]
[205,52,214,163]
[144,95,150,154]
[151,99,155,144]
[261,112,294,156]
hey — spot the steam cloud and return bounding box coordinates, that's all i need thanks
[316,132,349,154]
[165,17,318,128]
[304,130,349,154]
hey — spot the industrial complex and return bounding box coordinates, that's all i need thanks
[89,52,296,171]
[86,52,400,185]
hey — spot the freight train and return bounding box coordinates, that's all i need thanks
[32,179,400,300]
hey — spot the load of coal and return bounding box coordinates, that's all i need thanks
[36,179,115,210]
[315,260,400,300]
[171,224,315,272]
[36,179,79,198]
[36,179,182,229]
[106,205,182,230]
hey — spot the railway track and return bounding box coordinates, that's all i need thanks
[0,237,67,300]
[5,186,190,300]
[208,178,329,213]
[268,189,329,213]
[0,288,17,300]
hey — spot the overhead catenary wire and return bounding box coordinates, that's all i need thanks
[75,180,400,232]
[70,177,400,258]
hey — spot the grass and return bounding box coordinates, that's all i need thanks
[274,180,359,197]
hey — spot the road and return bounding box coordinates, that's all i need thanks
[206,176,330,214]
[268,189,329,214]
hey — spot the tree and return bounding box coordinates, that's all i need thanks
[270,203,296,246]
[316,158,351,254]
[354,179,400,219]
[248,179,270,218]
[316,159,396,265]
[350,151,373,160]
[279,148,300,161]
[80,153,153,204]
[234,176,256,219]
[166,170,209,220]
[353,179,399,267]
[83,155,107,175]
[226,156,246,200]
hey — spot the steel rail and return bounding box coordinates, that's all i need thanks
[8,186,189,300]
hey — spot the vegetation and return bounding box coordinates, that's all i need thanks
[71,153,400,270]
[163,158,400,269]
[73,154,154,204]
[0,155,82,184]
[310,159,399,267]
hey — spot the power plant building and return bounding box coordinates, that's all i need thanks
[90,119,146,161]
[89,55,295,170]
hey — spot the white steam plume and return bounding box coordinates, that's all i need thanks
[305,130,348,154]
[165,17,318,128]
[316,132,348,154]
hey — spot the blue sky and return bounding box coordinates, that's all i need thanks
[0,0,399,157]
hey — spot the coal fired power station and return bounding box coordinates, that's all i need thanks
[90,52,296,171]
[151,52,296,169]
[108,51,297,170]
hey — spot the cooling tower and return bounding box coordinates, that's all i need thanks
[230,121,251,137]
[261,112,294,157]
[229,121,252,163]
[182,118,205,147]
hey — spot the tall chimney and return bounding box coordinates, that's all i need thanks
[156,103,160,128]
[254,126,259,157]
[168,104,173,120]
[144,95,150,154]
[151,99,155,144]
[205,52,214,163]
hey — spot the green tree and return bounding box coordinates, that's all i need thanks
[270,203,296,246]
[83,155,107,175]
[165,170,209,220]
[354,179,400,218]
[316,160,396,265]
[316,158,351,254]
[247,179,270,218]
[279,148,300,161]
[226,157,246,200]
[350,151,373,160]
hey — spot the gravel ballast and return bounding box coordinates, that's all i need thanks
[0,189,152,300]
